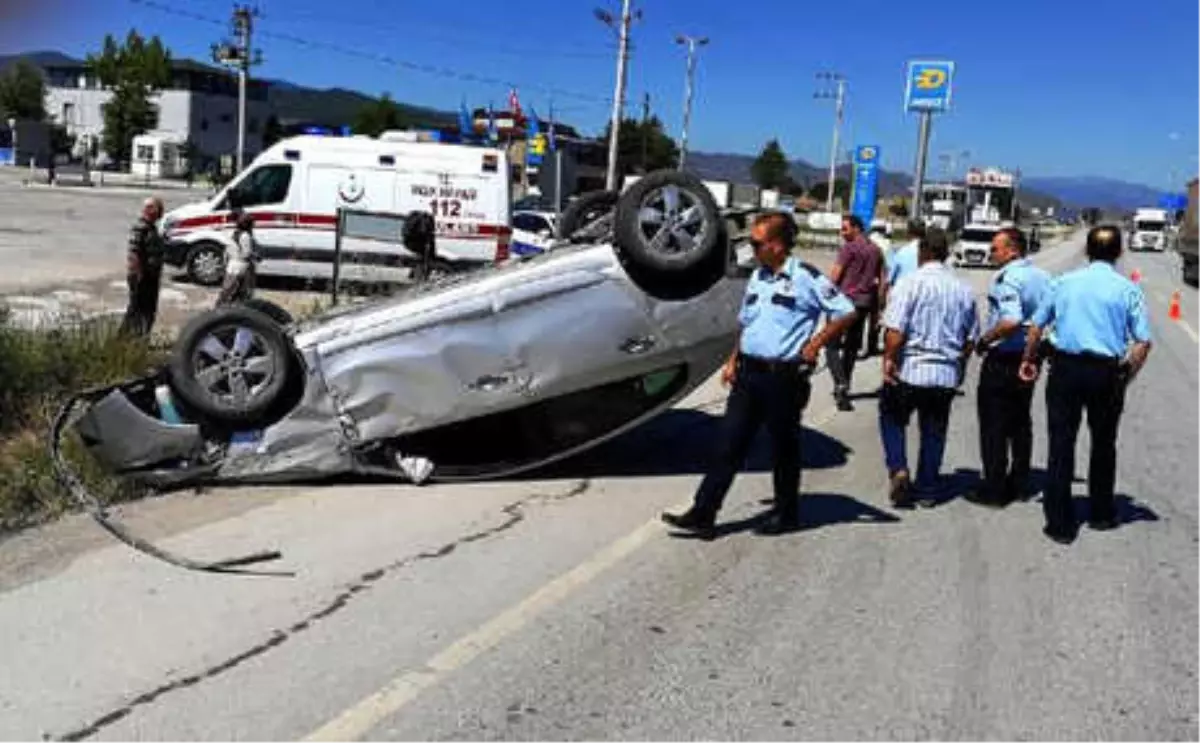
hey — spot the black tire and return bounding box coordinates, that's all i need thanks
[239,297,293,326]
[556,190,618,240]
[186,243,226,286]
[168,305,295,427]
[613,169,722,276]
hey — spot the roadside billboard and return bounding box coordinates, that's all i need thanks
[904,60,955,112]
[850,144,881,227]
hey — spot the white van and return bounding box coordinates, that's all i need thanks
[161,133,513,285]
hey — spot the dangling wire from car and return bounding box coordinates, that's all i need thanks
[49,388,294,578]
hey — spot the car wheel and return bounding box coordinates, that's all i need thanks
[239,297,294,326]
[613,169,722,276]
[187,243,226,286]
[168,305,294,427]
[556,190,619,241]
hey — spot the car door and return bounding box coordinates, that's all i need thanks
[511,212,554,257]
[219,162,298,261]
[488,264,662,401]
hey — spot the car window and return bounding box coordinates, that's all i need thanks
[513,214,548,233]
[959,229,997,243]
[224,164,292,209]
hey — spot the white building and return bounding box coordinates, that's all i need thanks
[40,57,271,171]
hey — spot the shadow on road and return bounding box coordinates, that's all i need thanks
[667,492,902,541]
[531,407,852,481]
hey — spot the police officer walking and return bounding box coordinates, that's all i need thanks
[119,196,166,338]
[662,212,856,538]
[969,227,1051,507]
[1020,225,1153,543]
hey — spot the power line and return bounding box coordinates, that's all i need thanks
[130,0,612,108]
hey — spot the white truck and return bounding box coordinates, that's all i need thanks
[1129,207,1171,252]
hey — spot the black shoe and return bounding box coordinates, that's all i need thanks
[662,509,716,539]
[1043,525,1077,545]
[964,490,1010,509]
[1088,516,1119,531]
[888,471,913,509]
[835,392,854,411]
[755,510,801,535]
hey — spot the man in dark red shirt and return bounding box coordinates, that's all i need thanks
[825,214,886,410]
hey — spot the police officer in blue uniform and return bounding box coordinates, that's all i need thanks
[662,212,857,538]
[1020,225,1153,543]
[970,227,1051,507]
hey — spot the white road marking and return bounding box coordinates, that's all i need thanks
[1148,289,1199,344]
[304,404,841,741]
[302,518,662,741]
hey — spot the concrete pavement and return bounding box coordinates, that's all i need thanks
[0,230,1194,741]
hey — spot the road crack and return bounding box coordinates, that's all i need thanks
[50,478,591,742]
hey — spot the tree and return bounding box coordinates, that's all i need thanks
[750,139,790,190]
[600,115,678,176]
[353,93,411,137]
[86,30,172,166]
[0,59,47,121]
[807,179,851,206]
[262,114,285,149]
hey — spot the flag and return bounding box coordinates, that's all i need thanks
[526,107,544,166]
[458,99,473,139]
[509,87,522,121]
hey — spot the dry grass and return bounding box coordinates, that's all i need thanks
[0,309,166,532]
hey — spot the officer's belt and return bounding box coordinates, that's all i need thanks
[739,354,810,374]
[1053,349,1122,367]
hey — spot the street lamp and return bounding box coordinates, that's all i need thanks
[675,34,708,171]
[6,117,15,167]
[814,71,846,213]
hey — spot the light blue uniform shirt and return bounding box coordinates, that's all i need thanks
[883,262,979,387]
[739,256,855,361]
[984,257,1052,354]
[887,240,920,287]
[1030,261,1153,358]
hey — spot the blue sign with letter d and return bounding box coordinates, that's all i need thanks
[905,60,955,112]
[850,145,881,228]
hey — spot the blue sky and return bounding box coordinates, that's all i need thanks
[5,0,1198,190]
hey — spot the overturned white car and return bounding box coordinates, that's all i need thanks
[61,171,751,496]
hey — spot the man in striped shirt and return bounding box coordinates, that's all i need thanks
[878,228,979,506]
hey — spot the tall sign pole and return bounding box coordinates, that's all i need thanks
[903,60,955,223]
[814,71,846,213]
[675,34,708,171]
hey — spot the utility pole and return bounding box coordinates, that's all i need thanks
[640,92,650,173]
[213,4,262,174]
[596,1,640,191]
[814,72,846,213]
[675,34,708,171]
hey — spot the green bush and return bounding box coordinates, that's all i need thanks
[0,310,165,531]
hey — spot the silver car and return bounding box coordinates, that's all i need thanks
[64,170,749,490]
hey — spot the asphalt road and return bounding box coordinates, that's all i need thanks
[0,231,1194,741]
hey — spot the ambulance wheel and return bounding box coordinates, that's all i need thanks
[186,242,226,286]
[614,169,722,276]
[556,190,619,241]
[168,305,294,427]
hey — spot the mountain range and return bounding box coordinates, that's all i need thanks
[1,50,1170,212]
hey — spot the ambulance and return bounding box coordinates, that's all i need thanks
[161,132,513,285]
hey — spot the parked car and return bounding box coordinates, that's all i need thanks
[63,170,748,491]
[511,210,559,257]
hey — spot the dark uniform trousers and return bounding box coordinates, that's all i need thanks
[824,304,868,392]
[1043,352,1127,533]
[977,350,1035,502]
[693,355,812,519]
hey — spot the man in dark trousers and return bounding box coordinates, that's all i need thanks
[825,214,886,411]
[119,196,165,338]
[661,212,856,538]
[1020,225,1153,543]
[970,227,1051,507]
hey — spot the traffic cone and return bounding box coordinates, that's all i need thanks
[1168,291,1182,321]
[1130,268,1142,284]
